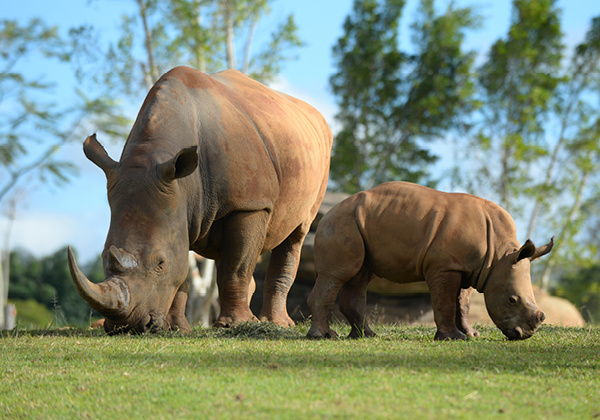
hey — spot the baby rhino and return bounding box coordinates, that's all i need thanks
[307,181,553,341]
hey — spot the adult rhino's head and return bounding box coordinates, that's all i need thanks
[483,237,554,340]
[68,134,198,334]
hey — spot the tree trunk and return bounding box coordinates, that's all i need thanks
[539,167,590,291]
[242,13,259,74]
[193,0,206,73]
[136,0,159,88]
[0,196,18,329]
[224,0,236,69]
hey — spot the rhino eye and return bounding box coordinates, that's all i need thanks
[155,259,166,273]
[508,296,518,305]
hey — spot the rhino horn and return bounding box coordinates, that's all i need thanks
[67,246,130,316]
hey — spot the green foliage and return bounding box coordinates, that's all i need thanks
[1,325,599,418]
[330,0,479,193]
[525,13,600,288]
[8,248,99,327]
[471,0,563,211]
[9,299,54,329]
[7,249,55,304]
[75,0,303,98]
[0,19,79,201]
[553,265,600,323]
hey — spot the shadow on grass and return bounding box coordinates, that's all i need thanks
[3,323,598,374]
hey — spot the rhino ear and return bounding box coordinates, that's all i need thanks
[514,237,555,263]
[108,245,138,273]
[515,239,536,263]
[83,134,117,176]
[158,146,198,182]
[529,236,554,261]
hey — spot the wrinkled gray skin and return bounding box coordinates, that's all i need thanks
[68,66,332,334]
[307,182,553,341]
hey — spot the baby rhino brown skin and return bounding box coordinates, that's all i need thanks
[307,182,553,341]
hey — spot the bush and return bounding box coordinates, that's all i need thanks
[9,299,54,329]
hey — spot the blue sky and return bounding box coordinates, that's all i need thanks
[2,0,600,263]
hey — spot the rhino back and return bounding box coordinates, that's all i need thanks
[355,182,518,283]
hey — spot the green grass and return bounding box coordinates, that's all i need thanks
[1,323,599,419]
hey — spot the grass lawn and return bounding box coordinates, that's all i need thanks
[1,323,598,419]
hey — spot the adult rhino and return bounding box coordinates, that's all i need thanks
[68,66,332,334]
[307,181,553,341]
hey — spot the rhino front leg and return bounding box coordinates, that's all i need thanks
[259,223,310,326]
[214,211,266,328]
[427,271,468,341]
[340,267,375,338]
[456,287,480,338]
[167,281,192,333]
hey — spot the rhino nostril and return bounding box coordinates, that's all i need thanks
[513,326,524,340]
[538,311,546,323]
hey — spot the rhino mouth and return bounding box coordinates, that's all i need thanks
[104,312,167,335]
[503,326,535,341]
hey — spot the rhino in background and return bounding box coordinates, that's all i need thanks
[68,66,332,334]
[307,181,553,341]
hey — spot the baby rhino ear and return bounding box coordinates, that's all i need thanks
[515,240,536,263]
[158,146,198,182]
[83,134,118,176]
[514,237,555,263]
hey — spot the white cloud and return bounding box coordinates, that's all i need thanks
[3,209,108,264]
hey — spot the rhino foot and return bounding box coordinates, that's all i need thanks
[213,312,258,328]
[168,318,191,334]
[348,326,376,339]
[259,313,295,327]
[464,326,480,338]
[434,329,468,341]
[306,326,339,339]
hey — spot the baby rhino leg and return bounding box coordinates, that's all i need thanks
[307,214,366,339]
[427,271,468,340]
[339,268,375,338]
[307,275,343,339]
[456,287,480,338]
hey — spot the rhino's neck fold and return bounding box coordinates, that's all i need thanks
[472,217,495,293]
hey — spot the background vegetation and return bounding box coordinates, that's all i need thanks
[1,0,599,328]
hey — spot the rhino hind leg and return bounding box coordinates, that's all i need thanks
[340,267,375,339]
[259,223,310,327]
[307,212,366,339]
[306,275,343,339]
[427,271,468,341]
[456,287,479,338]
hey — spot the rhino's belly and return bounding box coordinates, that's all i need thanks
[370,259,424,284]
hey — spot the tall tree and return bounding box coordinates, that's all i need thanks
[472,0,563,213]
[0,19,75,329]
[329,0,479,193]
[0,19,78,203]
[528,17,600,288]
[78,0,303,99]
